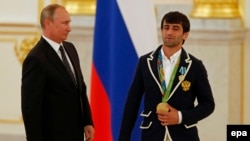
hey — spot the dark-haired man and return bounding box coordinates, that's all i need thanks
[119,11,215,141]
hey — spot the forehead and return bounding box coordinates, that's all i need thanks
[163,23,183,30]
[163,20,182,27]
[53,7,70,19]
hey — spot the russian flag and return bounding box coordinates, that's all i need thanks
[90,0,158,141]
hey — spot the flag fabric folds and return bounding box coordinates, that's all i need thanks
[90,0,158,140]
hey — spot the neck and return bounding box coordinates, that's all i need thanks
[43,30,62,44]
[162,46,181,59]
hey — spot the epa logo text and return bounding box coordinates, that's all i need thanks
[231,131,247,138]
[227,125,250,140]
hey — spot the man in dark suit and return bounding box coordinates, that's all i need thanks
[21,4,94,141]
[119,11,215,141]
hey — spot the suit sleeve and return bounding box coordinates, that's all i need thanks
[181,60,215,126]
[68,43,94,126]
[118,58,145,141]
[81,81,94,126]
[21,55,45,141]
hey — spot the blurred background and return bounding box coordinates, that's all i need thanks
[0,0,249,140]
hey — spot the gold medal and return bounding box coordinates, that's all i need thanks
[156,102,169,112]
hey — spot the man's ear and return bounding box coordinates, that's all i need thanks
[44,18,51,27]
[183,32,189,40]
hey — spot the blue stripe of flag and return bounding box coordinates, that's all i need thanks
[93,0,143,140]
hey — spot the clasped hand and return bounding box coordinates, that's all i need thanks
[156,104,179,126]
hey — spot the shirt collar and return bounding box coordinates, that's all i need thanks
[160,47,182,63]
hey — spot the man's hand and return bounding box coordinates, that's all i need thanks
[157,104,179,126]
[84,125,94,141]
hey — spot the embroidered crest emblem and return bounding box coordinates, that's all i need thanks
[181,80,191,91]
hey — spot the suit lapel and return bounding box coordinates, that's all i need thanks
[147,46,162,93]
[40,38,77,88]
[168,49,192,100]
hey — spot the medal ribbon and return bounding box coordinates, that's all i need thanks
[157,52,180,102]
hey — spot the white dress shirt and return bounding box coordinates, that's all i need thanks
[160,48,182,124]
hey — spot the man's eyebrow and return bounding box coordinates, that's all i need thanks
[173,25,181,28]
[163,24,181,27]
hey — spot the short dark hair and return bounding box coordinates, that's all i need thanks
[40,4,65,29]
[160,11,190,33]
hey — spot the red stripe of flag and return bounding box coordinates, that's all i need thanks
[90,64,113,141]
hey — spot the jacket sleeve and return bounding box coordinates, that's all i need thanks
[21,55,45,141]
[68,42,94,127]
[81,81,94,126]
[118,58,145,141]
[181,60,215,127]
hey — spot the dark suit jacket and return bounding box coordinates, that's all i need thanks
[21,37,93,141]
[119,46,215,141]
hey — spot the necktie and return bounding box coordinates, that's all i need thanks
[59,45,77,87]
